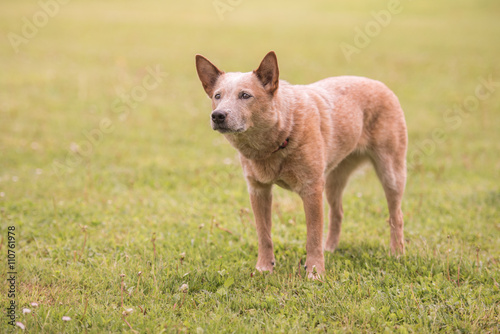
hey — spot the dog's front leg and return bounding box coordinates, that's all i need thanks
[248,181,275,273]
[301,187,325,278]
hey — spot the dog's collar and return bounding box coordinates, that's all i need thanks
[273,137,289,153]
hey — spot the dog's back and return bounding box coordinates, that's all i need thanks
[277,75,407,173]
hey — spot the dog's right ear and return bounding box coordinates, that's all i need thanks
[196,55,224,97]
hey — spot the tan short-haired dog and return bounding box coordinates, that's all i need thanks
[196,51,407,278]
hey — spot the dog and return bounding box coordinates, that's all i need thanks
[195,51,407,278]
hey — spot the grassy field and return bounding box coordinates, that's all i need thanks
[1,0,499,332]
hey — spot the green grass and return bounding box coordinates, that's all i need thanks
[1,0,499,332]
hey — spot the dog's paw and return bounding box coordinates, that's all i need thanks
[304,257,325,280]
[256,260,275,273]
[305,265,324,280]
[324,237,340,253]
[324,245,337,253]
[307,272,323,280]
[390,239,405,257]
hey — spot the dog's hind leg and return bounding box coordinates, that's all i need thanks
[369,150,407,255]
[324,154,366,252]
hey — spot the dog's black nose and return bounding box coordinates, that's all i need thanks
[211,110,227,124]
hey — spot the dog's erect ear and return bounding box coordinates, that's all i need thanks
[196,55,224,97]
[254,51,279,95]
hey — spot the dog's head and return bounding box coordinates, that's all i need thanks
[195,51,280,134]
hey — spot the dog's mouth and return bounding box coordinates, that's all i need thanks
[212,124,246,134]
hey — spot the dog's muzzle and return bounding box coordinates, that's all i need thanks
[211,110,227,125]
[210,110,246,133]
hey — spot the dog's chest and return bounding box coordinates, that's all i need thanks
[243,158,299,191]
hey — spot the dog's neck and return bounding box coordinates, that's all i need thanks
[225,130,290,160]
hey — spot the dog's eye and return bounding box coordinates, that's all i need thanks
[240,92,252,99]
[214,93,221,100]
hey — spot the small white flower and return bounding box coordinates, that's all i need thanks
[62,316,71,321]
[179,283,189,293]
[122,308,134,316]
[22,308,31,314]
[16,322,25,330]
[0,192,5,197]
[30,302,39,307]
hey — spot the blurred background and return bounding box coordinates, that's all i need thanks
[2,0,499,225]
[0,0,499,331]
[2,0,499,174]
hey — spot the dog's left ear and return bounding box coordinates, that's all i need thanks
[254,51,279,95]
